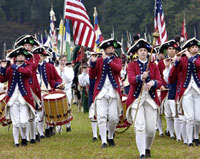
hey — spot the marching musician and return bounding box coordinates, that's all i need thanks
[33,46,63,137]
[89,39,123,148]
[159,40,181,140]
[88,51,102,142]
[126,39,162,159]
[14,35,40,143]
[55,55,74,132]
[169,37,200,147]
[0,46,35,147]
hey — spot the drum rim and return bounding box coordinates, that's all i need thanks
[43,91,66,101]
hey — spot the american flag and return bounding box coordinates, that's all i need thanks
[154,0,168,45]
[65,0,96,48]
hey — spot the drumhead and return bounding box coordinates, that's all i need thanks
[44,93,65,100]
[0,93,6,101]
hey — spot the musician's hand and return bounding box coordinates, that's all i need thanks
[142,71,148,80]
[60,66,64,72]
[57,84,65,90]
[185,50,192,59]
[91,55,97,62]
[160,85,166,91]
[102,53,107,59]
[176,56,181,61]
[165,60,171,68]
[10,58,14,65]
[0,61,7,68]
[144,80,154,91]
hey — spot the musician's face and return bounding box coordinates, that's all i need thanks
[137,48,148,61]
[158,53,165,60]
[104,46,115,56]
[188,45,199,55]
[39,54,46,62]
[16,54,25,61]
[23,43,33,51]
[167,47,176,58]
[60,57,67,66]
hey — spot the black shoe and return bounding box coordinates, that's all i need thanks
[188,143,193,147]
[30,139,36,144]
[66,127,72,132]
[170,136,175,139]
[140,154,145,159]
[101,143,108,148]
[165,130,170,137]
[40,135,45,139]
[49,127,55,136]
[36,135,40,142]
[194,139,200,146]
[45,129,51,138]
[159,133,164,137]
[15,144,20,147]
[107,139,115,147]
[21,139,27,146]
[145,149,151,158]
[93,137,97,142]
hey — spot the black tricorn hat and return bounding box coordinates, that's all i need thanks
[182,37,200,50]
[159,40,178,53]
[32,46,51,56]
[97,38,121,49]
[7,46,33,58]
[127,39,152,54]
[14,35,40,48]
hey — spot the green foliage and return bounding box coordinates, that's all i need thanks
[0,0,199,56]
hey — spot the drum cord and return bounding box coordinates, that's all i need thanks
[115,126,130,134]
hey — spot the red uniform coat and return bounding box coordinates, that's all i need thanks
[89,56,122,101]
[169,55,200,101]
[0,62,35,110]
[158,59,168,102]
[28,54,42,102]
[38,61,62,90]
[126,60,162,109]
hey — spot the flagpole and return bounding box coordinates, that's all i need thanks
[61,0,66,56]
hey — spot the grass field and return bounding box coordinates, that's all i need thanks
[0,105,200,159]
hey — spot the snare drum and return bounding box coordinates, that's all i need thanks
[43,91,70,126]
[0,92,6,123]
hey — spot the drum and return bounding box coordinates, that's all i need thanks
[0,92,6,123]
[43,91,71,126]
[116,95,131,130]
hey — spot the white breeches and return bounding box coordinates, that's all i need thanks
[96,95,119,127]
[65,88,72,105]
[10,100,29,128]
[131,101,158,137]
[182,88,200,125]
[164,99,176,120]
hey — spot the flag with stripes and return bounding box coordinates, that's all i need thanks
[154,0,168,45]
[65,0,96,48]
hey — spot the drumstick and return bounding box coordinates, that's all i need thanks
[57,81,68,89]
